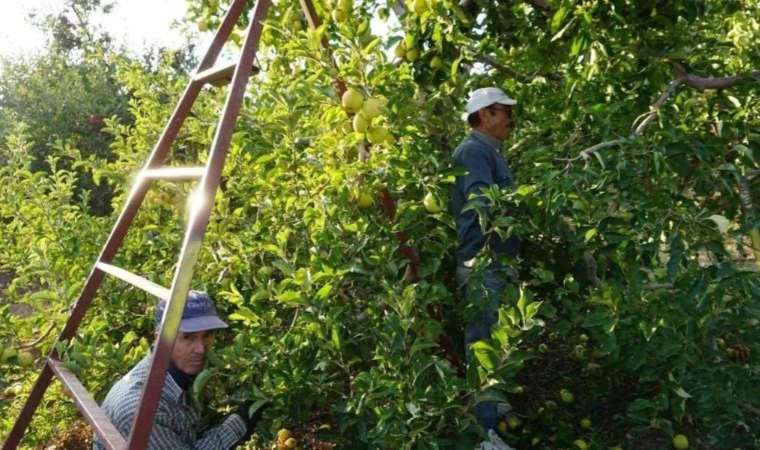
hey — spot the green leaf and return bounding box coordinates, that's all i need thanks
[315,283,333,300]
[228,306,260,324]
[331,324,341,351]
[471,340,498,370]
[276,290,303,304]
[551,6,569,33]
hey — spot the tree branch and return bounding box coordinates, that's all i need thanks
[525,0,552,14]
[672,62,760,90]
[579,138,627,161]
[571,64,759,163]
[632,79,683,137]
[475,55,527,81]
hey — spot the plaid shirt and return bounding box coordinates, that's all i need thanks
[93,356,246,450]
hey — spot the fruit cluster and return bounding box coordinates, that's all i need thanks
[0,346,34,368]
[271,428,299,450]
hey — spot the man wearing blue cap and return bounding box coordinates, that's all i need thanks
[452,87,519,450]
[93,291,264,450]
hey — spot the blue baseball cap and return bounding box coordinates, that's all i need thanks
[155,290,228,333]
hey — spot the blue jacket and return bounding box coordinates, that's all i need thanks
[451,130,519,263]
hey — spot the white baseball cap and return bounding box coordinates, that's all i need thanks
[465,87,517,114]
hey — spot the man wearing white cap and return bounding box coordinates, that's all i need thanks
[451,87,519,450]
[93,291,267,449]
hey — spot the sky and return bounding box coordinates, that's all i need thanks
[0,0,191,59]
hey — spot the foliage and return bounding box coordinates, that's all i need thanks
[2,0,759,449]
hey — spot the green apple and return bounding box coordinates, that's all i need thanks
[361,98,384,119]
[353,113,369,133]
[413,0,428,14]
[342,88,364,113]
[394,42,407,59]
[332,8,347,23]
[18,351,34,367]
[430,56,443,69]
[338,0,352,12]
[1,347,17,363]
[672,434,689,449]
[366,126,391,145]
[406,48,420,62]
[423,192,441,213]
[580,418,591,429]
[560,388,574,403]
[404,34,416,48]
[574,439,588,450]
[357,192,373,208]
[507,415,522,429]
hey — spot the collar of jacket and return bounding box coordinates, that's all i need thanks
[133,355,193,402]
[470,129,502,151]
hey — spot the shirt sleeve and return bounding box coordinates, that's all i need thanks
[146,413,247,450]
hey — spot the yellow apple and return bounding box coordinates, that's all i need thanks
[277,429,291,444]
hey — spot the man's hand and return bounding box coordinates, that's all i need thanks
[235,399,271,443]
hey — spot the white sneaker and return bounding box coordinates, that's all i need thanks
[477,441,499,450]
[488,430,515,450]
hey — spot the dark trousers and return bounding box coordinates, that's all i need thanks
[456,260,514,431]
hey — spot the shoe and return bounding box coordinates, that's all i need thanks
[477,442,497,450]
[488,430,515,450]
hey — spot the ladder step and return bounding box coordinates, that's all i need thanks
[193,62,259,87]
[96,262,169,300]
[48,358,127,450]
[142,166,205,181]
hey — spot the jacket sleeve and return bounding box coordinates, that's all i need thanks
[146,413,247,450]
[458,146,495,204]
[459,147,496,199]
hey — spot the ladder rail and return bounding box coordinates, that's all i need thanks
[48,358,128,450]
[125,0,271,448]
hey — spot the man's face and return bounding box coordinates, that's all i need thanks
[170,330,215,375]
[479,104,514,140]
